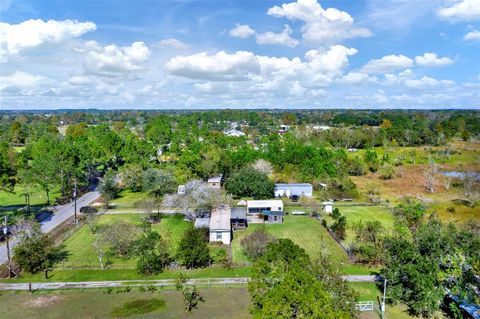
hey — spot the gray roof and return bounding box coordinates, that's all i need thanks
[275,183,313,188]
[194,217,210,229]
[208,175,223,183]
[209,206,231,231]
[231,207,247,219]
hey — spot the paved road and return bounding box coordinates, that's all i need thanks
[0,190,100,264]
[0,275,379,291]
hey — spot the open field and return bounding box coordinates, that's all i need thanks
[61,214,191,268]
[231,215,348,264]
[323,206,395,246]
[0,287,251,319]
[0,184,61,208]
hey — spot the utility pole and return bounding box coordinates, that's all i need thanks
[3,216,12,278]
[381,278,387,319]
[73,179,78,224]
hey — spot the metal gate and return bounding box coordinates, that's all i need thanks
[355,301,374,312]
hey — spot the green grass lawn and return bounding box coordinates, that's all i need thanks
[0,287,251,319]
[324,206,395,246]
[1,267,251,283]
[61,214,191,269]
[109,190,147,209]
[0,184,60,207]
[231,215,348,264]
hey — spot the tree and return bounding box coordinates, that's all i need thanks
[394,197,426,231]
[250,159,273,175]
[0,142,16,192]
[120,163,144,192]
[363,149,380,172]
[134,223,171,276]
[99,221,139,256]
[240,227,276,261]
[330,208,347,240]
[424,159,438,193]
[98,173,120,208]
[143,168,176,199]
[225,167,274,199]
[13,225,68,279]
[163,180,230,221]
[175,273,205,312]
[177,227,210,268]
[249,239,356,319]
[351,220,385,263]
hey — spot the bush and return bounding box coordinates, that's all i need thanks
[177,227,210,268]
[240,228,276,261]
[321,219,328,228]
[379,164,395,180]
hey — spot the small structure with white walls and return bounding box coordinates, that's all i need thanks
[322,201,334,214]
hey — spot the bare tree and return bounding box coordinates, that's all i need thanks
[424,159,438,193]
[463,174,480,206]
[163,180,231,221]
[251,159,273,175]
[443,175,452,191]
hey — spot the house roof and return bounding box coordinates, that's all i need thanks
[275,183,313,189]
[194,217,210,229]
[231,207,247,219]
[247,200,283,208]
[209,205,231,231]
[208,175,223,183]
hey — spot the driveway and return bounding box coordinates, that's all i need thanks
[0,190,100,264]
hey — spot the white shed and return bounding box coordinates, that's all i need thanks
[322,201,334,214]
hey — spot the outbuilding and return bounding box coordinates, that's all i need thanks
[247,200,283,214]
[274,183,313,198]
[207,175,223,188]
[323,201,334,214]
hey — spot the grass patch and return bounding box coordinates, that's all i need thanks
[60,213,191,268]
[231,215,348,264]
[0,184,61,208]
[111,298,165,317]
[109,190,147,208]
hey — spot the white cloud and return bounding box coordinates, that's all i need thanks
[437,0,480,21]
[361,54,414,74]
[267,0,371,45]
[0,71,46,89]
[464,29,480,41]
[229,24,255,38]
[165,51,260,81]
[0,19,96,61]
[337,72,377,85]
[414,52,453,67]
[304,45,358,75]
[404,76,455,89]
[68,75,93,86]
[256,25,299,47]
[84,41,150,76]
[156,38,189,50]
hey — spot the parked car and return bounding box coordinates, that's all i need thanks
[291,195,299,202]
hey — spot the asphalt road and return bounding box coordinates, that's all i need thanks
[0,190,100,264]
[0,275,378,291]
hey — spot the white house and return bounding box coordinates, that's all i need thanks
[247,200,283,214]
[274,183,313,198]
[323,201,334,214]
[223,129,245,137]
[209,206,231,245]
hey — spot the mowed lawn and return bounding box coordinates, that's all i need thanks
[0,288,251,319]
[324,206,395,246]
[0,184,60,207]
[231,215,348,264]
[61,214,191,269]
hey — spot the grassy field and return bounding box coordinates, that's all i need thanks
[61,214,191,269]
[0,184,61,208]
[0,287,251,319]
[231,215,348,264]
[109,190,147,209]
[0,267,251,283]
[324,206,395,246]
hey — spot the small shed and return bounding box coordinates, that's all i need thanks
[178,185,186,195]
[322,201,334,214]
[207,175,223,188]
[263,211,283,223]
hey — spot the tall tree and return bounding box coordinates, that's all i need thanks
[177,227,210,268]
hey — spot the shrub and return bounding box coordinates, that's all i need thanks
[379,164,395,180]
[240,227,276,261]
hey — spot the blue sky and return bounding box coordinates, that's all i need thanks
[0,0,479,109]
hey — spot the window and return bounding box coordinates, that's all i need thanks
[216,232,222,240]
[274,215,278,221]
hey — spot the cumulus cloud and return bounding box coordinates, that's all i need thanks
[156,38,189,50]
[229,24,256,38]
[0,71,47,89]
[267,0,371,45]
[337,72,377,85]
[165,51,260,81]
[256,25,299,47]
[414,52,453,67]
[361,54,414,74]
[464,29,480,41]
[437,0,480,21]
[404,76,455,89]
[0,19,96,61]
[84,41,150,76]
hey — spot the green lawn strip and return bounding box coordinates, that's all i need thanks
[232,215,348,264]
[0,288,251,319]
[349,282,380,302]
[324,205,395,246]
[0,184,61,207]
[61,213,191,268]
[0,267,251,283]
[109,190,147,208]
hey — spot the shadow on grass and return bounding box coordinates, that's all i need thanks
[110,298,166,317]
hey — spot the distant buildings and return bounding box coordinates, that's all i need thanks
[223,129,246,137]
[274,183,313,198]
